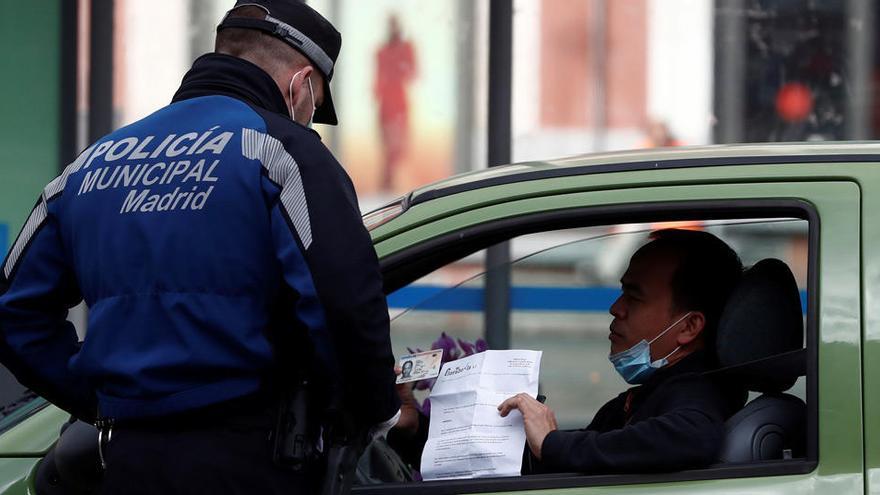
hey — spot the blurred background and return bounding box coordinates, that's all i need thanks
[0,0,854,423]
[3,0,876,234]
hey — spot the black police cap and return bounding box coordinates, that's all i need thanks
[217,0,341,125]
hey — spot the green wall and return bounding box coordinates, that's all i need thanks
[0,1,62,253]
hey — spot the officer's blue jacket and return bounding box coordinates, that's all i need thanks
[0,54,400,424]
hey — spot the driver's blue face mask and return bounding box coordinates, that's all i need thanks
[608,311,691,385]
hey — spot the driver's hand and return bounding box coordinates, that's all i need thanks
[393,366,420,435]
[498,393,558,460]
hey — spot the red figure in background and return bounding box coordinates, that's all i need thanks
[374,15,417,191]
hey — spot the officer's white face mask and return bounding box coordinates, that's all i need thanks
[288,69,316,127]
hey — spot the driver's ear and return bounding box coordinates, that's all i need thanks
[676,311,706,346]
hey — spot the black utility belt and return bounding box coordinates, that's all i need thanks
[104,393,278,431]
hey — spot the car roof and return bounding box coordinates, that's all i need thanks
[406,141,880,206]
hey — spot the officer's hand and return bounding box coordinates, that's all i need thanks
[498,393,558,460]
[393,367,420,435]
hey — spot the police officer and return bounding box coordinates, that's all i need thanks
[0,1,400,493]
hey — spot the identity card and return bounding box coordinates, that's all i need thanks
[396,349,444,384]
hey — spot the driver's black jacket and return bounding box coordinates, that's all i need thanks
[0,53,400,426]
[538,350,745,473]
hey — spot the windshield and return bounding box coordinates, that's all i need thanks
[0,365,44,433]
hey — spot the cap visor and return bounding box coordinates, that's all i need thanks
[313,80,337,125]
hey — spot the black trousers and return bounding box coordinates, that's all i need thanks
[98,400,318,494]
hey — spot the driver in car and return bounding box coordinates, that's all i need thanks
[496,228,747,473]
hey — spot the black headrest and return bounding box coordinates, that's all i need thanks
[715,258,804,392]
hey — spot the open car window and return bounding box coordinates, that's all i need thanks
[388,219,807,429]
[362,217,811,492]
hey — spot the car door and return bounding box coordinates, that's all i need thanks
[0,399,69,494]
[359,173,862,494]
[858,166,880,495]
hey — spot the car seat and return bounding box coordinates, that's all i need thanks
[710,258,806,463]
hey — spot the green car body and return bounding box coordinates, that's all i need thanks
[1,142,877,494]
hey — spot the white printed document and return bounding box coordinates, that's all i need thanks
[420,349,542,480]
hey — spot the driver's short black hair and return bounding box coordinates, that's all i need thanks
[637,228,743,351]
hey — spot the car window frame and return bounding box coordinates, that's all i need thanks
[358,198,819,494]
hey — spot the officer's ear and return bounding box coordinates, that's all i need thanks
[676,311,706,346]
[291,65,314,99]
